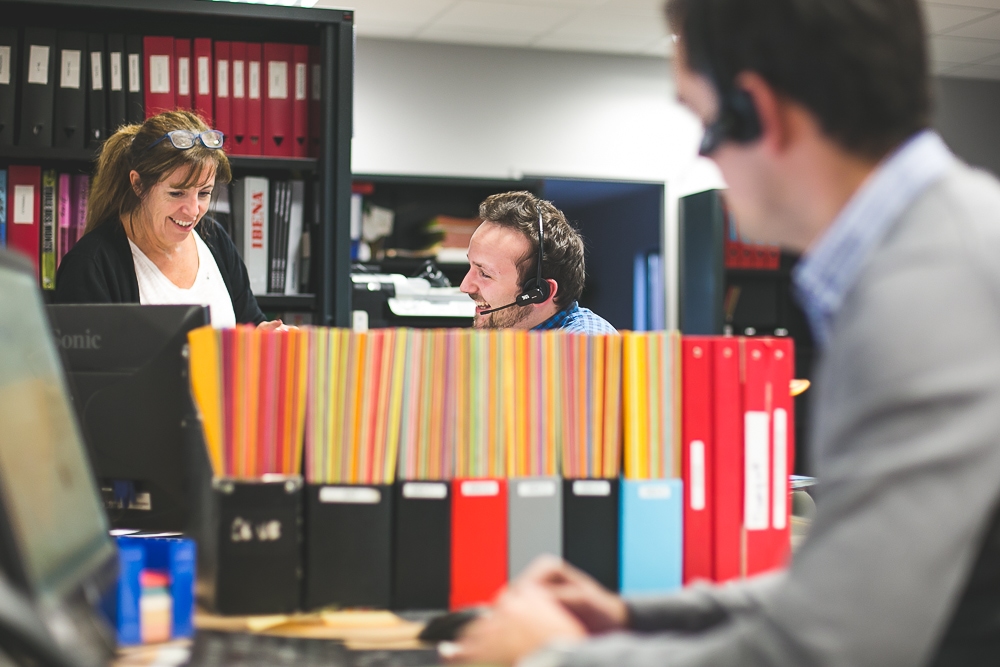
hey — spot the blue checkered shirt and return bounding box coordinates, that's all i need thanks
[793,131,955,347]
[532,301,618,334]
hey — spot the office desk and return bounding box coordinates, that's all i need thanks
[115,611,442,666]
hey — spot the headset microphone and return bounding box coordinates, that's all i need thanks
[477,204,552,316]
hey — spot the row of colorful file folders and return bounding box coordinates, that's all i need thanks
[187,327,795,613]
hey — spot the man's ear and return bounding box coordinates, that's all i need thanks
[541,278,559,305]
[736,72,791,155]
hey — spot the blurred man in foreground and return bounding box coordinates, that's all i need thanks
[453,1,1000,665]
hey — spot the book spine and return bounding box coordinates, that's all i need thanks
[41,169,57,289]
[73,174,89,246]
[243,176,269,294]
[0,169,6,247]
[57,173,71,263]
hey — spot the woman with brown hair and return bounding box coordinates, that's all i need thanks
[54,110,284,330]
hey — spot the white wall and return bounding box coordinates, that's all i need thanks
[353,37,725,327]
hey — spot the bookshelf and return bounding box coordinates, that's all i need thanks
[679,188,816,474]
[352,173,543,287]
[0,0,354,326]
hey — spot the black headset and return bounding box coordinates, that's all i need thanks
[693,1,763,156]
[478,203,552,315]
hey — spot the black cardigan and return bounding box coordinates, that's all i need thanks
[53,219,266,325]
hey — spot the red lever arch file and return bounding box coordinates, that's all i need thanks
[143,36,174,117]
[682,337,714,584]
[262,42,293,157]
[450,478,507,610]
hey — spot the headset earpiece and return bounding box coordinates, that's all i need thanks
[515,277,551,306]
[726,88,762,143]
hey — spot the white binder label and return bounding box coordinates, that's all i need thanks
[402,482,447,499]
[573,480,610,497]
[461,480,499,497]
[0,46,11,85]
[773,408,788,530]
[197,56,210,95]
[128,53,140,92]
[90,51,103,90]
[690,440,706,511]
[149,55,170,94]
[744,411,770,531]
[217,60,229,97]
[517,480,556,498]
[109,52,122,91]
[295,62,307,100]
[60,49,81,89]
[268,60,288,99]
[319,486,381,504]
[249,61,260,99]
[177,56,190,95]
[232,60,245,98]
[27,45,50,85]
[311,63,321,100]
[13,186,34,224]
[638,483,672,500]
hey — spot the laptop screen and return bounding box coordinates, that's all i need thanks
[0,258,112,598]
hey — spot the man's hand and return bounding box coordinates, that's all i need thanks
[449,584,586,666]
[256,319,295,332]
[513,556,628,635]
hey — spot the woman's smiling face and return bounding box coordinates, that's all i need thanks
[132,163,216,247]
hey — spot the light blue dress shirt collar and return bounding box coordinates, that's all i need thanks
[793,130,956,347]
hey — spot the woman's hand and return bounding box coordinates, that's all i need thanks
[257,319,296,332]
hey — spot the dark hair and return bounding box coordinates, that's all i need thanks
[479,191,585,310]
[86,110,232,245]
[665,0,930,159]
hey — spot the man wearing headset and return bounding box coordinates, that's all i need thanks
[451,1,1000,666]
[460,191,617,334]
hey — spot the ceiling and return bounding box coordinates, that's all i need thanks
[307,0,1000,80]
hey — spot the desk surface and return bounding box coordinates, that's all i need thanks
[115,611,442,667]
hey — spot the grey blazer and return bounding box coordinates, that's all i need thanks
[563,163,1000,667]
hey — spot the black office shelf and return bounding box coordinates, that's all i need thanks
[2,0,354,327]
[255,294,315,311]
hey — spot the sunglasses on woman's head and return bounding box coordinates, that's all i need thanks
[145,129,225,151]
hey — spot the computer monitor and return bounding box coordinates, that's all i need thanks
[0,250,117,667]
[46,304,213,533]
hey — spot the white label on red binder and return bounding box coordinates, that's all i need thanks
[311,63,321,100]
[295,62,307,100]
[249,61,260,99]
[690,440,706,510]
[638,483,672,500]
[13,186,34,224]
[573,480,610,497]
[0,46,12,85]
[177,56,190,95]
[319,486,381,504]
[110,52,122,91]
[128,53,140,92]
[268,60,288,99]
[403,482,447,499]
[60,49,81,89]
[27,45,50,85]
[744,411,771,531]
[518,480,556,498]
[149,55,170,94]
[232,60,245,98]
[197,56,210,95]
[217,60,229,97]
[90,51,103,90]
[461,480,499,497]
[773,408,788,530]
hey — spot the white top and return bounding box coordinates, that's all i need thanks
[129,233,237,329]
